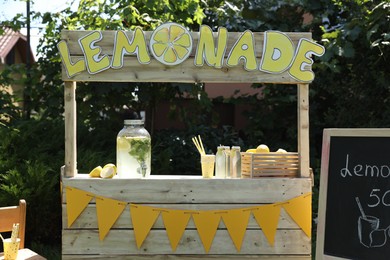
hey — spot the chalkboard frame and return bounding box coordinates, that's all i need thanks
[316,128,390,260]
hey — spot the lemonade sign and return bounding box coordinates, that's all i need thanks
[58,23,325,82]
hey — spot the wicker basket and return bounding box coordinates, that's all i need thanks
[241,152,299,178]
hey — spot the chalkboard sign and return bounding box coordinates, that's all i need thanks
[316,129,390,260]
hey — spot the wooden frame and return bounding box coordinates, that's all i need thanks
[316,128,390,260]
[61,29,313,259]
[62,30,312,178]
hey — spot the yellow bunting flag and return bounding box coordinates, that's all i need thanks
[95,196,127,240]
[282,193,312,238]
[192,210,221,253]
[66,186,93,228]
[220,208,251,252]
[161,209,192,251]
[252,204,281,246]
[130,204,160,248]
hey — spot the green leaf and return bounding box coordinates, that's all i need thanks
[343,41,355,58]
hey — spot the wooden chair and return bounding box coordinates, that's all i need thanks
[0,199,26,248]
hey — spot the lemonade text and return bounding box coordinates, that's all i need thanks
[58,23,325,82]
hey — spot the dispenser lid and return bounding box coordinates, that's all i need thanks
[124,119,144,125]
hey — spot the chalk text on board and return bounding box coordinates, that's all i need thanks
[367,189,390,207]
[57,23,325,82]
[340,154,390,178]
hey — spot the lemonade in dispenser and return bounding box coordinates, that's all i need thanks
[117,120,151,178]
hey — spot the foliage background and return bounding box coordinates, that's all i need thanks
[0,0,389,258]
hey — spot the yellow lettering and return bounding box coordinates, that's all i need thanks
[112,28,151,68]
[194,25,227,68]
[79,31,110,74]
[259,31,294,73]
[289,38,325,82]
[57,40,85,78]
[226,30,257,71]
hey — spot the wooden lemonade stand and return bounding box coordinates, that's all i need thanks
[60,24,324,259]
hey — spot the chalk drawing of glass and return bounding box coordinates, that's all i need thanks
[356,197,387,248]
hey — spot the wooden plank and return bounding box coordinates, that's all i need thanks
[61,176,312,203]
[241,174,297,178]
[62,229,311,255]
[62,204,299,229]
[241,165,298,171]
[249,164,299,168]
[62,255,311,259]
[242,172,297,176]
[64,81,77,177]
[61,30,312,56]
[297,84,310,178]
[61,57,301,83]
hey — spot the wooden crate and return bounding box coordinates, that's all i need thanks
[61,175,312,259]
[241,152,299,178]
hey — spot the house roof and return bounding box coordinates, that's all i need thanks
[0,27,35,64]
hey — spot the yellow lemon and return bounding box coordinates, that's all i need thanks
[89,166,102,177]
[103,163,117,174]
[150,22,193,66]
[246,148,257,153]
[100,165,116,179]
[256,144,270,153]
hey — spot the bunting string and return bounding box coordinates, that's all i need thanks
[65,186,311,251]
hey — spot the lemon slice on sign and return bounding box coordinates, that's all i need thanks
[150,22,193,66]
[153,27,169,43]
[152,43,168,57]
[164,47,177,63]
[169,24,185,41]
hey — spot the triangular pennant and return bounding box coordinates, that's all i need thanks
[221,208,251,252]
[66,186,93,227]
[252,204,281,246]
[192,210,221,253]
[130,204,160,248]
[282,193,312,238]
[161,209,192,251]
[95,196,127,240]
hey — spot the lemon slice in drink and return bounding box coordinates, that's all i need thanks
[89,166,102,177]
[150,23,193,66]
[117,137,130,151]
